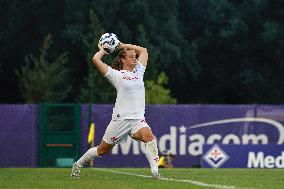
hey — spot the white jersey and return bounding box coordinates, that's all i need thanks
[104,62,146,120]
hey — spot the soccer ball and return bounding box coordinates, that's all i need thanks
[99,33,120,54]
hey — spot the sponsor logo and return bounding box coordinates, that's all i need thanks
[202,144,229,168]
[111,117,284,156]
[188,117,284,145]
[122,76,138,80]
[247,151,284,168]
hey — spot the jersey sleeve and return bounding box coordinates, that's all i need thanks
[136,61,146,75]
[104,66,119,89]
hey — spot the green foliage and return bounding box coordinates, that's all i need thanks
[2,0,284,103]
[145,72,177,104]
[262,21,281,43]
[16,34,71,103]
[78,10,116,103]
[136,24,159,80]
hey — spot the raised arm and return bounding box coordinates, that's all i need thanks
[92,45,108,75]
[119,43,148,67]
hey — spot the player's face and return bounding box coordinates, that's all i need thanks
[123,50,137,66]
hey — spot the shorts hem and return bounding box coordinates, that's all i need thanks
[102,138,114,145]
[130,125,151,138]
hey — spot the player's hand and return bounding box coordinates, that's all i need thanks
[118,42,124,49]
[98,43,108,54]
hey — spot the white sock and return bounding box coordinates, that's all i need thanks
[145,140,159,174]
[76,147,99,167]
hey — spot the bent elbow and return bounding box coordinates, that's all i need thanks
[140,47,148,57]
[92,57,99,65]
[142,47,148,54]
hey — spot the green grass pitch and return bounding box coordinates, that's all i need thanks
[0,168,283,189]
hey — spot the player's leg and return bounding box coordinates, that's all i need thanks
[76,140,114,166]
[71,119,131,178]
[72,120,118,178]
[131,120,160,178]
[71,140,114,178]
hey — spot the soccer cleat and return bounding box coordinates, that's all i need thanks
[152,172,161,179]
[71,162,80,178]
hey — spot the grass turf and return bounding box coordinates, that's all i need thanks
[0,168,283,189]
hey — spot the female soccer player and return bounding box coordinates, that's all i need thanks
[71,42,160,179]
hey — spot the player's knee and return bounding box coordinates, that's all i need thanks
[143,134,154,143]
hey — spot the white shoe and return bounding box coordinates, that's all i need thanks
[152,172,161,179]
[71,162,80,178]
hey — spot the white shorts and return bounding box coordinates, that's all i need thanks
[103,119,150,145]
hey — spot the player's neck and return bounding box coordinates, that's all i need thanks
[123,64,135,72]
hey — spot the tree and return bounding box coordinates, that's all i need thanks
[145,72,177,104]
[136,25,176,104]
[2,0,284,103]
[78,10,116,103]
[16,34,71,103]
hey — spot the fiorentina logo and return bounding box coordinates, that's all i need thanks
[202,144,229,168]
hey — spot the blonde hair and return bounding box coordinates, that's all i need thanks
[111,48,131,70]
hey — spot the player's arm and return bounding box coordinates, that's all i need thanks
[119,43,148,67]
[92,44,108,75]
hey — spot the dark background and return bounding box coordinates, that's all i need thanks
[0,0,283,104]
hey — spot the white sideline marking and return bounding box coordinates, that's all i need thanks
[94,168,254,189]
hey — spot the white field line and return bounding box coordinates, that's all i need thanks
[94,168,254,189]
